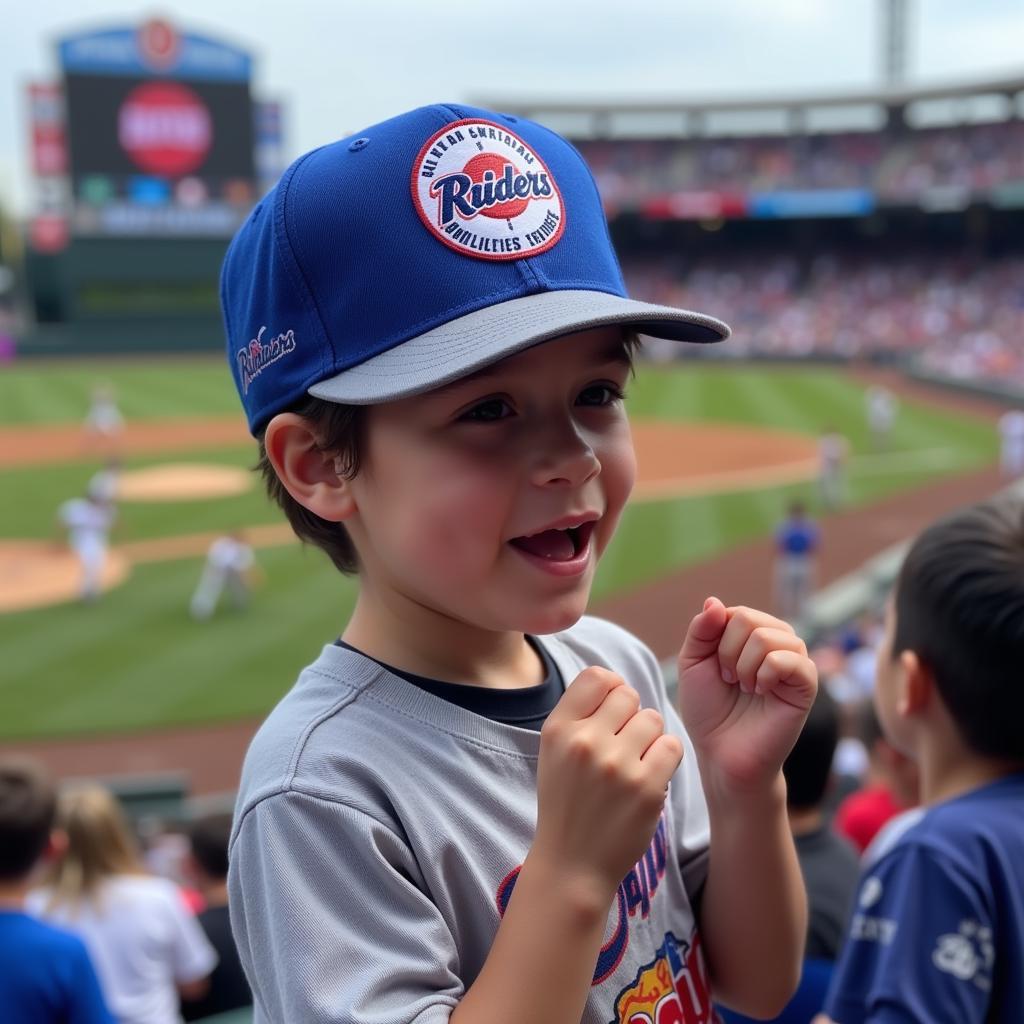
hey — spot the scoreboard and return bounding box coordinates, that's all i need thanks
[52,19,262,238]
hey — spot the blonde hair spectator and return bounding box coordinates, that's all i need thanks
[43,785,146,912]
[28,783,217,1024]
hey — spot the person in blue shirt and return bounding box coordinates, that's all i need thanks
[0,758,113,1024]
[774,499,820,623]
[816,497,1024,1023]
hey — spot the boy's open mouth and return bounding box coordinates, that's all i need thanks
[509,521,595,562]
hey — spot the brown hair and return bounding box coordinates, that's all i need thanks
[256,395,367,575]
[42,784,147,912]
[256,333,641,575]
[0,758,56,881]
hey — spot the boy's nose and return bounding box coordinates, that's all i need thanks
[530,422,601,487]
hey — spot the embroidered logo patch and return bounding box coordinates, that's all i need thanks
[411,118,565,261]
[237,325,297,394]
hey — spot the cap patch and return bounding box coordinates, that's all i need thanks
[411,118,565,261]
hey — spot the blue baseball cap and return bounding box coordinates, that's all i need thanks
[221,102,729,434]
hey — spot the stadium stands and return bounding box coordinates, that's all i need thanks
[621,252,1024,384]
[578,121,1024,203]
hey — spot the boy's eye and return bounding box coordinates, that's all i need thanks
[459,398,513,423]
[577,383,626,407]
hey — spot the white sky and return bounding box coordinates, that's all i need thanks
[2,0,1024,216]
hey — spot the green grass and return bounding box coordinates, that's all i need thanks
[5,445,279,543]
[0,360,998,740]
[0,357,238,425]
[0,546,357,737]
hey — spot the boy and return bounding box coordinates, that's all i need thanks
[0,758,113,1024]
[819,498,1024,1023]
[223,103,818,1024]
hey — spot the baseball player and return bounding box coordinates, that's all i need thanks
[998,409,1024,478]
[189,531,258,621]
[56,493,116,603]
[774,500,820,624]
[817,426,849,509]
[83,384,124,454]
[865,385,897,450]
[87,458,122,505]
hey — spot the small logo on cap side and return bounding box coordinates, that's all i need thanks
[237,325,297,394]
[411,118,565,261]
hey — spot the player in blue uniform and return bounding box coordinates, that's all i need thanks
[818,497,1024,1023]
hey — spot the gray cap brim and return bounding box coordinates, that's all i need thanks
[308,288,729,405]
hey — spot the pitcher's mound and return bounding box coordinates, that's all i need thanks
[0,542,130,613]
[117,463,253,502]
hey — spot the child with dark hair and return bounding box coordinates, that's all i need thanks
[0,758,113,1024]
[783,691,860,962]
[223,103,820,1024]
[819,497,1024,1024]
[181,813,251,1021]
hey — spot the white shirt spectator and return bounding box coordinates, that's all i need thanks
[28,876,217,1024]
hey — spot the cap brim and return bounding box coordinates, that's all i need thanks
[308,289,729,405]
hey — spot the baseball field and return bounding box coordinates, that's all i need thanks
[0,357,1000,751]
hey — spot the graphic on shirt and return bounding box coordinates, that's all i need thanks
[411,118,565,260]
[611,930,718,1024]
[932,919,995,990]
[497,817,672,984]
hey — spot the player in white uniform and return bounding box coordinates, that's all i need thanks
[57,494,116,602]
[87,458,122,504]
[83,384,124,454]
[190,532,257,621]
[998,409,1024,478]
[865,385,898,449]
[817,427,849,509]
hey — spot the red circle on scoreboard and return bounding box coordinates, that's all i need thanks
[117,81,212,177]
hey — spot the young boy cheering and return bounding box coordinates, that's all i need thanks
[223,103,817,1024]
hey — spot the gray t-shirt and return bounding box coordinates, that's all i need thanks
[229,615,712,1024]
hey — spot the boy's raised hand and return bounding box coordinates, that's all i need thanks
[677,597,817,793]
[534,667,684,901]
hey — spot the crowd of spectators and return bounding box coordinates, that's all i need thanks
[577,119,1024,203]
[0,761,251,1024]
[623,251,1024,385]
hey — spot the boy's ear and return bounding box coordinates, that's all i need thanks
[264,413,357,522]
[897,650,933,718]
